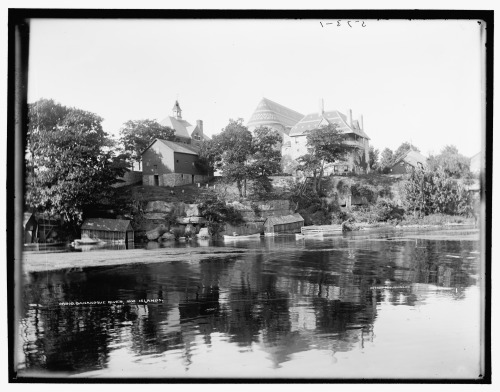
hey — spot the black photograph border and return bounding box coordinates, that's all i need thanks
[7,8,493,384]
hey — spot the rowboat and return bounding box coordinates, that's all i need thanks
[295,232,324,240]
[223,233,261,241]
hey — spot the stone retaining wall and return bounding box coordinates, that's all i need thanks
[136,199,293,239]
[143,173,211,187]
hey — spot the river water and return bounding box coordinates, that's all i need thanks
[17,227,483,380]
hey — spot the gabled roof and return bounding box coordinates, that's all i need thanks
[23,212,35,227]
[81,218,133,232]
[247,98,304,134]
[158,139,199,155]
[392,150,427,168]
[264,213,304,226]
[141,138,200,156]
[186,123,208,140]
[159,116,192,139]
[289,110,370,139]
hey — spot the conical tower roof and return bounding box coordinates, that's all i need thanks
[247,97,304,134]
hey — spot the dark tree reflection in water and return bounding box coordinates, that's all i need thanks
[18,227,482,379]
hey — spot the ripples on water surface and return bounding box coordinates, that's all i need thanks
[18,227,482,379]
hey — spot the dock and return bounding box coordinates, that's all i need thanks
[300,225,343,235]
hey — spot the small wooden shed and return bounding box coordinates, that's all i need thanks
[264,213,304,235]
[81,218,134,243]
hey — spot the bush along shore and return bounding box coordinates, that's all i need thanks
[106,170,479,243]
[32,169,478,245]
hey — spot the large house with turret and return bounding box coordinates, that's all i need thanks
[247,98,370,175]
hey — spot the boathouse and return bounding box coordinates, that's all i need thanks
[23,212,37,244]
[264,213,304,235]
[81,218,134,243]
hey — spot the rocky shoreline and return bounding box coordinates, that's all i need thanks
[22,223,479,274]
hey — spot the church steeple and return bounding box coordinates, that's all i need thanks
[172,100,182,119]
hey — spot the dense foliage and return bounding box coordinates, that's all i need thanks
[378,148,394,173]
[373,199,405,222]
[197,194,244,236]
[393,141,420,160]
[297,123,358,194]
[200,120,282,197]
[427,145,472,179]
[119,119,176,167]
[368,146,379,171]
[377,142,420,173]
[26,99,128,231]
[401,167,473,217]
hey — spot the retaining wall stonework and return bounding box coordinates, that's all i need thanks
[143,173,211,187]
[226,200,293,222]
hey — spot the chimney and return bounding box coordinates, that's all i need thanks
[196,120,203,134]
[319,98,324,116]
[359,114,364,130]
[348,109,353,127]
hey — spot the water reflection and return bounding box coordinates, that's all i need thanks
[18,228,481,378]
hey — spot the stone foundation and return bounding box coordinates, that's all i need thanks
[142,173,211,187]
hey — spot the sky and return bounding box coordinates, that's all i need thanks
[27,18,483,158]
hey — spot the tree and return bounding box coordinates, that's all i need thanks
[198,194,243,236]
[249,126,282,177]
[201,119,253,197]
[377,142,421,173]
[368,146,379,170]
[394,141,420,160]
[427,145,471,179]
[298,124,358,194]
[378,148,394,173]
[119,119,175,169]
[26,99,127,232]
[401,166,472,217]
[248,126,282,195]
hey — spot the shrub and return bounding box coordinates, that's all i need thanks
[373,199,405,222]
[198,194,244,236]
[250,176,273,200]
[401,167,473,217]
[351,183,377,204]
